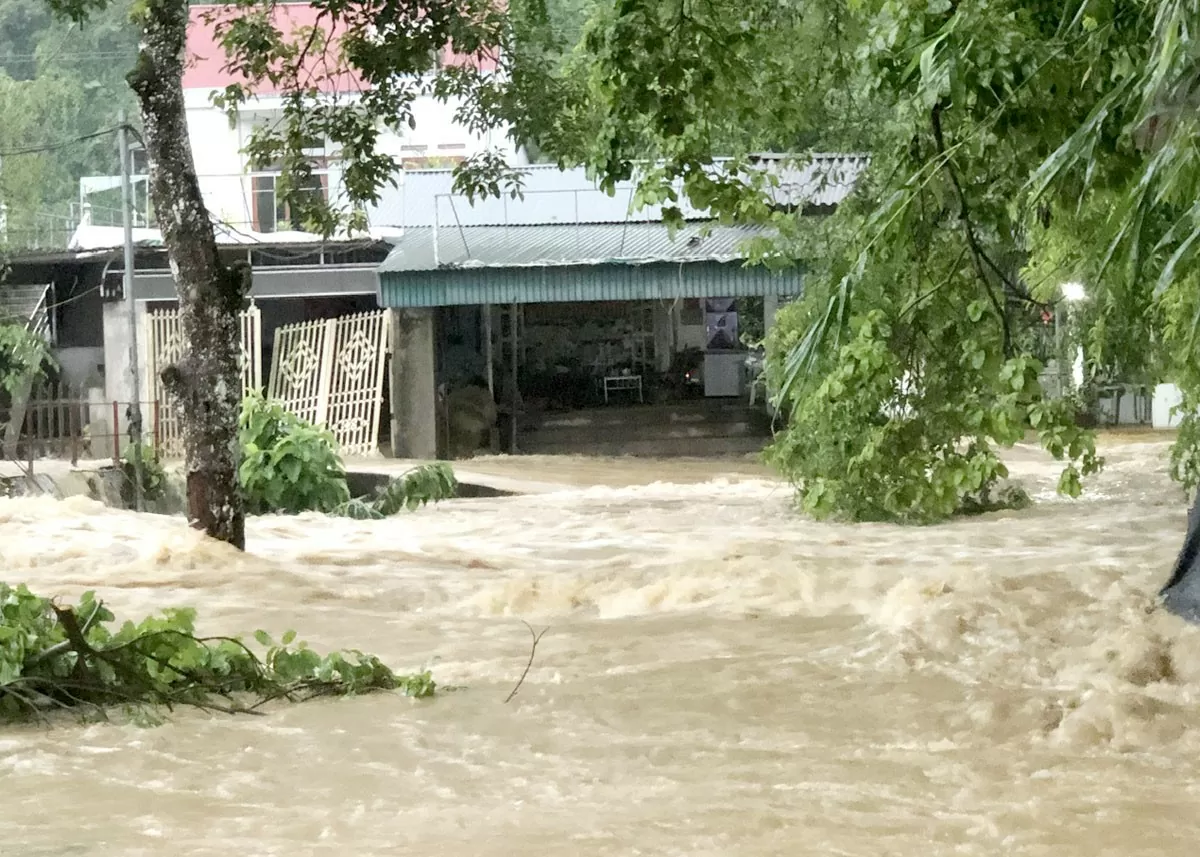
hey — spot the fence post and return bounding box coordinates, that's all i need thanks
[68,386,79,466]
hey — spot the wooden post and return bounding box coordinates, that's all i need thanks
[509,301,518,454]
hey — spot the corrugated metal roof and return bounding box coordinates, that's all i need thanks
[378,222,774,273]
[364,154,869,229]
[378,261,803,308]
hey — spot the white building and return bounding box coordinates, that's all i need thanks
[88,2,525,234]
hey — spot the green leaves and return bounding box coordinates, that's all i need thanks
[236,391,456,518]
[237,392,457,519]
[334,465,458,520]
[237,391,351,515]
[0,583,436,725]
[0,321,55,395]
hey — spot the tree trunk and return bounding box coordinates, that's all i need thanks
[127,0,247,550]
[1,372,32,460]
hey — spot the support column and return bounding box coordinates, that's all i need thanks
[763,295,780,338]
[389,307,438,460]
[102,298,148,443]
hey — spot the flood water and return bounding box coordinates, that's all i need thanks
[4,436,1200,856]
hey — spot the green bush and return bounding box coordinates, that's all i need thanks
[237,391,350,515]
[236,393,458,518]
[119,442,167,505]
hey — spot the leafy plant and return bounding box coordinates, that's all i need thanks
[0,582,434,725]
[336,464,459,520]
[237,393,459,518]
[0,319,54,396]
[119,441,167,504]
[237,391,351,515]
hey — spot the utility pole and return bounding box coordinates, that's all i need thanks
[119,110,145,512]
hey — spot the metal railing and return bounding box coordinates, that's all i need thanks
[1,384,168,466]
[0,201,127,251]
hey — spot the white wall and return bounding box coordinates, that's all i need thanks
[55,347,105,389]
[184,90,248,226]
[101,299,149,443]
[182,88,522,231]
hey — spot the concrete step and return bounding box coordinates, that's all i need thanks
[525,419,759,446]
[535,401,756,429]
[518,435,770,458]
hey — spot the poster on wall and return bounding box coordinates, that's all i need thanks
[705,312,739,350]
[704,298,739,350]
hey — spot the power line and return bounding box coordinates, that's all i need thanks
[0,126,126,158]
[43,281,104,312]
[0,50,137,64]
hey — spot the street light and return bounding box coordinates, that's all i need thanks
[1061,281,1087,303]
[1055,281,1088,394]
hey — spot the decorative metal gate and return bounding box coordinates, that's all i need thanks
[267,309,391,456]
[144,302,263,457]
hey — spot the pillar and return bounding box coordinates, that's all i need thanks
[389,307,438,460]
[102,298,147,443]
[763,295,780,337]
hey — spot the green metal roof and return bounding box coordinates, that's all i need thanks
[377,222,773,272]
[378,260,802,308]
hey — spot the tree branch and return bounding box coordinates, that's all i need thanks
[930,102,1012,356]
[504,620,548,704]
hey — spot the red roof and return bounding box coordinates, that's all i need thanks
[183,3,496,93]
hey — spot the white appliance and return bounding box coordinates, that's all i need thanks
[1153,383,1186,430]
[704,352,744,398]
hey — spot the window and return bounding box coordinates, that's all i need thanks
[400,155,466,170]
[251,173,328,233]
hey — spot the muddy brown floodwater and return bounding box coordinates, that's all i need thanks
[4,438,1200,856]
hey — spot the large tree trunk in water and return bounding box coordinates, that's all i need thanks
[127,0,247,550]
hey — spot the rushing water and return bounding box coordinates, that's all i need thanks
[4,437,1200,856]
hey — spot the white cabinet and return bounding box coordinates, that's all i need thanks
[704,352,744,398]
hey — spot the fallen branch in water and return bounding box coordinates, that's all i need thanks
[0,583,436,726]
[504,620,549,704]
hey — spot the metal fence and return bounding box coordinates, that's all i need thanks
[0,382,166,466]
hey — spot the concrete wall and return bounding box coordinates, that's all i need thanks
[100,299,148,443]
[129,265,380,302]
[184,90,248,225]
[56,347,105,389]
[1153,384,1187,429]
[390,308,438,459]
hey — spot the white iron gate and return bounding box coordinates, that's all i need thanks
[267,309,391,456]
[144,302,263,457]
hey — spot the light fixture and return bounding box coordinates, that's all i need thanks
[1061,281,1087,302]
